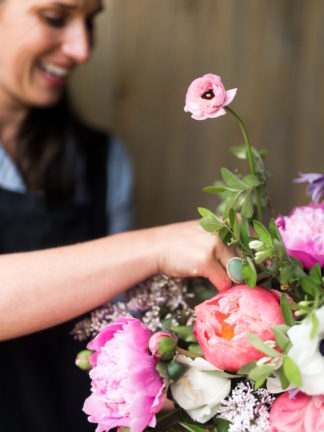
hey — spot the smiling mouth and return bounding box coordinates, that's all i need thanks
[39,62,71,79]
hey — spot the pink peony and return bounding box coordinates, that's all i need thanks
[194,285,284,371]
[270,392,324,432]
[83,317,165,432]
[184,73,237,120]
[276,203,324,269]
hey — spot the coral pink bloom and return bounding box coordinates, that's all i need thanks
[276,203,324,269]
[194,285,284,371]
[83,317,165,432]
[270,392,324,432]
[184,73,237,120]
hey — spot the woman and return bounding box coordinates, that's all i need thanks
[0,1,235,431]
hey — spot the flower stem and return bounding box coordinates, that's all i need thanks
[225,106,262,222]
[175,345,203,358]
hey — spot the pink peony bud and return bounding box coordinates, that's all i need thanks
[194,285,284,371]
[270,392,324,432]
[184,73,237,120]
[148,331,176,361]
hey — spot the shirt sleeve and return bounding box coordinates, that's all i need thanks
[106,136,134,234]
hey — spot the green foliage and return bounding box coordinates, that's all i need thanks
[271,325,291,351]
[242,257,257,287]
[167,360,188,382]
[179,422,209,432]
[280,294,295,326]
[247,332,280,358]
[311,313,319,339]
[248,364,276,388]
[282,355,302,388]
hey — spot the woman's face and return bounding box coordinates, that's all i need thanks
[0,0,102,109]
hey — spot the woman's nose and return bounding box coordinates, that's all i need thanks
[61,22,92,64]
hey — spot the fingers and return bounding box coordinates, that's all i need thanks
[207,259,232,292]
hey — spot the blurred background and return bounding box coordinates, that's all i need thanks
[70,0,324,229]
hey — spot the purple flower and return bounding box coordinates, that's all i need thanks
[294,172,324,204]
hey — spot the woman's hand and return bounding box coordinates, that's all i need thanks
[154,220,236,291]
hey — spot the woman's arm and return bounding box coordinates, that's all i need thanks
[0,221,234,340]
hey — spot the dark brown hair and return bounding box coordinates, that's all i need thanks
[15,94,88,200]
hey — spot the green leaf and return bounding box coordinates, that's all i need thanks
[310,263,322,281]
[242,174,261,188]
[253,220,273,246]
[167,361,188,382]
[198,207,217,218]
[248,364,275,388]
[188,344,203,355]
[223,191,242,219]
[218,227,233,246]
[179,422,208,432]
[241,191,253,218]
[199,216,224,234]
[203,184,227,194]
[280,294,295,326]
[229,208,240,241]
[238,360,257,374]
[156,362,170,387]
[268,218,285,245]
[221,167,248,190]
[271,325,291,351]
[301,276,321,298]
[278,364,290,390]
[230,145,248,160]
[161,317,173,332]
[311,313,319,339]
[242,257,257,287]
[119,428,130,432]
[215,418,231,432]
[240,218,251,248]
[247,332,280,357]
[171,325,196,342]
[282,355,302,388]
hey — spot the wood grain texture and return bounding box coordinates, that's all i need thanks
[70,0,324,228]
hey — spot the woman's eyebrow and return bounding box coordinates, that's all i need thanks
[48,2,103,14]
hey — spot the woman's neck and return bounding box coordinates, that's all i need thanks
[0,100,28,157]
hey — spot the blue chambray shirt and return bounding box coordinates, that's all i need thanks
[0,136,134,235]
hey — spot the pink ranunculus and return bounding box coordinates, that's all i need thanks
[270,392,324,432]
[194,285,284,371]
[83,317,166,432]
[276,203,324,269]
[184,73,237,120]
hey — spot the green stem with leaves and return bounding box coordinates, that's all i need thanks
[225,106,262,222]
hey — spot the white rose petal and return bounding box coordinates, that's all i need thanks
[170,355,231,423]
[286,306,324,395]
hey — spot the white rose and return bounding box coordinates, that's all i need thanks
[286,306,324,395]
[170,355,231,423]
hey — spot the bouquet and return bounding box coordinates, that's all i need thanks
[74,74,324,432]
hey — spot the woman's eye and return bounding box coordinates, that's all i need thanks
[42,15,66,28]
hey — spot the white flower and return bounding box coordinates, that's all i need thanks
[249,240,264,250]
[286,306,324,395]
[170,355,231,423]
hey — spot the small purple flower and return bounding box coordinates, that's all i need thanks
[294,172,324,204]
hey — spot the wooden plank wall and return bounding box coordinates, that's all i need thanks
[70,0,324,228]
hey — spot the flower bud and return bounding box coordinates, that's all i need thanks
[148,331,176,361]
[75,349,93,371]
[249,240,264,250]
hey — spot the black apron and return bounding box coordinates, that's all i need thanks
[0,132,108,432]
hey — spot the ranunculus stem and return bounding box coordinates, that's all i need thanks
[176,345,203,358]
[225,106,262,222]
